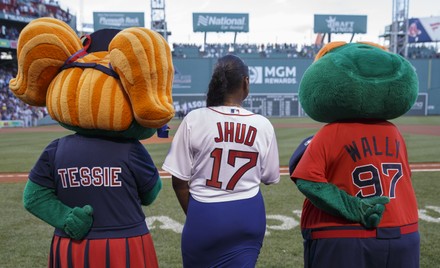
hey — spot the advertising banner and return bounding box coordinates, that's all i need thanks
[0,39,10,49]
[173,58,311,94]
[406,93,428,116]
[93,12,145,30]
[246,59,310,93]
[0,120,24,128]
[172,95,206,118]
[314,14,367,34]
[193,13,249,32]
[408,17,440,43]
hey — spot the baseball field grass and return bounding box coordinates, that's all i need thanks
[0,116,439,267]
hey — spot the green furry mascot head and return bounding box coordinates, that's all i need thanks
[299,41,419,122]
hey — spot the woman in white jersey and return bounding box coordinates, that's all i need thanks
[162,54,280,267]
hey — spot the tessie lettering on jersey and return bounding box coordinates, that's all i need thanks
[214,122,257,146]
[58,167,122,188]
[344,136,400,162]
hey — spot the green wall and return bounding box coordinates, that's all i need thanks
[172,58,440,115]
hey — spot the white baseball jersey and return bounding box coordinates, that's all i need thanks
[162,106,280,203]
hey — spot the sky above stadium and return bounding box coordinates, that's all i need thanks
[57,0,439,45]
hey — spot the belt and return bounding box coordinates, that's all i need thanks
[309,223,418,239]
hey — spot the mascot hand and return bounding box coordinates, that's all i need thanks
[358,196,389,228]
[295,179,390,228]
[64,205,94,240]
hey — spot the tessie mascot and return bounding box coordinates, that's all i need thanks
[290,42,420,268]
[9,17,174,267]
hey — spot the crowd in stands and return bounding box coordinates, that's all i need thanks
[407,44,440,59]
[1,0,71,23]
[0,23,19,39]
[173,42,440,60]
[1,0,71,19]
[0,65,47,127]
[1,0,72,41]
[172,43,323,59]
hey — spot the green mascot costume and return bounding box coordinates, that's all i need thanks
[9,17,174,267]
[290,41,420,268]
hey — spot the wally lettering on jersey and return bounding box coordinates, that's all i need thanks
[9,17,175,268]
[290,42,420,268]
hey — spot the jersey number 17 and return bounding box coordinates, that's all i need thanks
[206,148,258,190]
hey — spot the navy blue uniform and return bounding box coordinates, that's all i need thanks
[29,134,160,267]
[30,133,159,238]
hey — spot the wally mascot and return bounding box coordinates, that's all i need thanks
[290,42,420,268]
[9,17,174,267]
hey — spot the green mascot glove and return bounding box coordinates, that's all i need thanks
[296,179,390,229]
[359,196,390,228]
[64,205,94,240]
[140,178,162,206]
[23,180,93,240]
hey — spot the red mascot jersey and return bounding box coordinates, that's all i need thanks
[292,120,419,229]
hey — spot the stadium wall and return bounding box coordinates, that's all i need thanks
[172,58,440,117]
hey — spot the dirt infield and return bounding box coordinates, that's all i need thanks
[1,163,440,184]
[1,122,439,138]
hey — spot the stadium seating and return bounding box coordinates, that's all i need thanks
[0,1,439,126]
[172,43,324,59]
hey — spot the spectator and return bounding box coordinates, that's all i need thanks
[0,64,48,126]
[162,55,280,267]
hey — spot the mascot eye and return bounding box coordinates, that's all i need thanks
[314,41,347,61]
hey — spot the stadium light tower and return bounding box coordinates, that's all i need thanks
[389,0,409,56]
[151,0,171,41]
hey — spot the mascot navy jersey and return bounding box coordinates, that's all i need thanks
[29,134,159,239]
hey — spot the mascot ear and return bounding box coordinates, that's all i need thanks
[314,41,346,61]
[9,17,83,106]
[109,28,174,129]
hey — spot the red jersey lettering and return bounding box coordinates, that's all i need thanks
[214,122,257,146]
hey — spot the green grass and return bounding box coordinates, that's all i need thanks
[1,116,439,171]
[1,173,439,268]
[0,131,71,172]
[391,115,440,125]
[0,116,439,267]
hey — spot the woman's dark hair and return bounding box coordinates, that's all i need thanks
[206,54,249,107]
